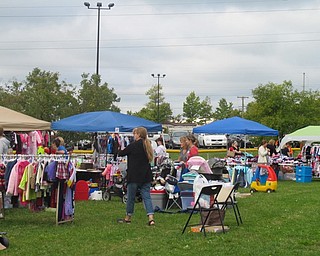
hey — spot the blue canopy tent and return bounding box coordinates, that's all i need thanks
[51,111,162,133]
[193,116,278,136]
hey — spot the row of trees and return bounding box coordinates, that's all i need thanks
[1,68,320,138]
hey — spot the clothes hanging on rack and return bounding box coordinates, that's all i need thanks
[1,154,76,224]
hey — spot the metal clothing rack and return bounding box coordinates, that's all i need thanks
[0,154,76,225]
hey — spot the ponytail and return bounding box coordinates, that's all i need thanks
[135,127,154,162]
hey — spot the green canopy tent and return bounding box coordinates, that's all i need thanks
[280,126,320,148]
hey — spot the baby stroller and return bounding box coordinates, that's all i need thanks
[186,156,213,174]
[152,158,175,186]
[102,162,128,203]
[207,158,229,182]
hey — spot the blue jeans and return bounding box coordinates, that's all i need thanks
[126,182,154,216]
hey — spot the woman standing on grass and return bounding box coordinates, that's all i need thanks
[177,136,188,163]
[186,134,199,161]
[258,139,269,164]
[117,127,155,226]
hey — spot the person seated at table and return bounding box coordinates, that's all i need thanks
[228,141,242,156]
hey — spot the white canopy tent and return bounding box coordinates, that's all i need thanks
[280,126,320,148]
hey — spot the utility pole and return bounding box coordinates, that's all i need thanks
[302,72,306,92]
[237,96,249,117]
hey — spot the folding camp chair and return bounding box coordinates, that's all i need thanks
[164,175,182,211]
[182,184,224,236]
[229,182,243,225]
[216,182,243,226]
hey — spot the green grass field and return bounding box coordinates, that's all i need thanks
[1,179,320,256]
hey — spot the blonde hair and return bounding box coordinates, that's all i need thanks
[57,137,65,145]
[268,139,275,145]
[180,136,188,149]
[134,127,154,162]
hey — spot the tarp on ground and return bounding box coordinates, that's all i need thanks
[51,111,162,133]
[280,126,320,148]
[193,116,278,136]
[0,106,51,131]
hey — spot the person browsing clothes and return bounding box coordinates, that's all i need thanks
[155,137,166,156]
[258,140,269,164]
[117,127,155,226]
[0,127,11,155]
[154,137,167,165]
[51,137,68,155]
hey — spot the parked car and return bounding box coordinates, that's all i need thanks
[197,134,227,148]
[162,133,170,149]
[169,131,189,149]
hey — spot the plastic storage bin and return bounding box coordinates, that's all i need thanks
[150,189,167,210]
[181,196,194,210]
[296,175,312,183]
[295,166,312,176]
[180,191,194,210]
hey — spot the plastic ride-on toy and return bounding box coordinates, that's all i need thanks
[250,164,277,193]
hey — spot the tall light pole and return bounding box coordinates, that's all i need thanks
[151,73,166,123]
[84,2,114,76]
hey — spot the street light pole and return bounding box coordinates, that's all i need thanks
[151,73,166,123]
[84,2,114,76]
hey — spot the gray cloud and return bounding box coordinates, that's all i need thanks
[1,0,319,115]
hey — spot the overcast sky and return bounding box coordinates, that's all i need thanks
[1,0,320,116]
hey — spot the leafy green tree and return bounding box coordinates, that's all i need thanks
[0,68,79,122]
[135,84,172,123]
[183,91,201,123]
[78,73,120,113]
[21,68,79,121]
[245,81,320,136]
[198,96,213,124]
[213,98,239,120]
[0,81,25,112]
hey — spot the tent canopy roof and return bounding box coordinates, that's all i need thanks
[51,111,162,133]
[0,106,51,131]
[193,116,278,136]
[280,126,320,148]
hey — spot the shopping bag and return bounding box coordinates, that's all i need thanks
[193,174,210,208]
[227,150,235,157]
